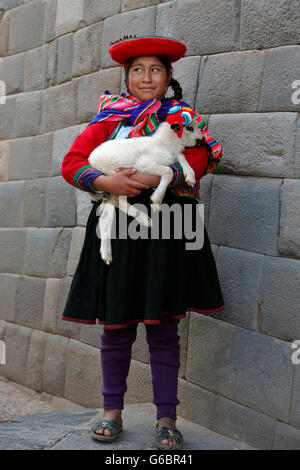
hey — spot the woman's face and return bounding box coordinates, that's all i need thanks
[127,56,171,102]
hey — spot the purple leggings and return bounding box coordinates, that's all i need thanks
[100,315,181,420]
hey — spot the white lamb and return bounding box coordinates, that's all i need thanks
[88,119,205,265]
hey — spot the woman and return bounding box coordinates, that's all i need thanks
[61,35,225,450]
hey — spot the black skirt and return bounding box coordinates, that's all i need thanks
[62,188,225,329]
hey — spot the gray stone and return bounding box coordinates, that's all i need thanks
[41,80,79,133]
[14,275,46,329]
[64,339,101,407]
[259,46,300,112]
[290,363,300,430]
[240,0,300,50]
[0,11,10,57]
[23,179,47,227]
[25,330,47,392]
[279,179,300,259]
[56,276,82,339]
[2,323,32,384]
[43,334,69,397]
[0,0,24,8]
[257,256,300,342]
[213,245,263,330]
[0,140,9,182]
[209,175,281,256]
[296,116,300,178]
[0,52,24,94]
[0,95,16,140]
[0,228,26,273]
[209,113,297,178]
[273,422,300,450]
[196,51,266,114]
[44,176,77,227]
[83,0,121,25]
[126,360,153,405]
[165,55,201,108]
[46,38,58,86]
[0,320,6,340]
[24,227,72,278]
[44,0,57,43]
[186,313,294,422]
[122,0,145,11]
[131,322,149,364]
[52,124,81,176]
[168,0,240,55]
[101,7,157,68]
[24,44,48,91]
[155,1,176,38]
[9,0,45,54]
[199,172,213,230]
[66,226,85,276]
[72,23,102,78]
[178,317,189,378]
[31,133,53,178]
[42,278,61,334]
[0,273,19,322]
[77,68,121,122]
[57,33,73,85]
[14,90,42,138]
[0,180,24,227]
[177,378,216,430]
[213,393,277,450]
[80,322,103,349]
[76,189,93,226]
[55,0,84,36]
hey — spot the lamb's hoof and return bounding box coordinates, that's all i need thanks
[151,203,161,213]
[185,176,196,186]
[101,252,112,265]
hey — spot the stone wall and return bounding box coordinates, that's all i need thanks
[0,0,300,449]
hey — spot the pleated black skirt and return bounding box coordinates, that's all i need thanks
[62,188,225,329]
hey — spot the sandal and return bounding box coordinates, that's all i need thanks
[90,418,123,442]
[155,423,184,450]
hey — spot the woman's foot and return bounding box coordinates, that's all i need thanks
[93,409,122,436]
[157,417,178,447]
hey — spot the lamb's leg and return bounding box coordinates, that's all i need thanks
[176,152,196,186]
[110,194,152,227]
[149,166,173,210]
[98,199,115,265]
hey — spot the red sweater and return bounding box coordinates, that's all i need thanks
[61,121,209,197]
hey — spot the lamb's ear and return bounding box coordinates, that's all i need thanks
[171,123,180,131]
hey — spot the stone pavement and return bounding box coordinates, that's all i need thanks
[0,375,256,450]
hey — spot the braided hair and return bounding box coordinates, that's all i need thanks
[124,56,183,102]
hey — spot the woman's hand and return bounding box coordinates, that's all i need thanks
[92,169,150,197]
[116,168,160,188]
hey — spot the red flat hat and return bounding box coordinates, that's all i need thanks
[109,36,187,66]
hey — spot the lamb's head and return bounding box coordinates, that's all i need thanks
[165,106,205,148]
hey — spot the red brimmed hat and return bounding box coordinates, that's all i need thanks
[109,35,186,66]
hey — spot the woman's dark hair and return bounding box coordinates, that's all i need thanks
[124,55,183,101]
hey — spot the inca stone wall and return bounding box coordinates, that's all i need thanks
[0,0,300,450]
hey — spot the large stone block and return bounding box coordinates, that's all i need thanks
[0,141,9,182]
[209,113,296,178]
[80,322,103,349]
[177,378,215,429]
[155,0,176,38]
[25,330,47,392]
[164,56,201,108]
[0,52,24,94]
[2,323,32,384]
[199,172,213,229]
[126,359,153,405]
[240,0,300,50]
[83,0,121,25]
[76,188,93,226]
[291,363,300,430]
[259,46,300,112]
[213,393,276,450]
[46,38,58,86]
[257,256,300,342]
[66,226,85,276]
[55,0,84,36]
[41,80,79,133]
[14,90,42,138]
[213,245,263,330]
[0,228,26,273]
[72,23,102,78]
[186,313,294,422]
[14,275,46,329]
[0,180,24,227]
[44,176,77,227]
[24,227,72,278]
[0,11,10,57]
[209,175,281,256]
[272,422,300,450]
[44,0,57,43]
[57,33,73,85]
[0,95,16,140]
[0,273,20,322]
[279,179,300,259]
[42,278,61,334]
[122,0,145,11]
[77,68,121,122]
[9,0,45,54]
[43,334,69,397]
[165,0,239,55]
[64,338,101,407]
[56,276,82,339]
[296,117,300,179]
[196,50,266,114]
[101,6,156,68]
[24,44,48,91]
[52,124,81,176]
[23,178,47,227]
[1,0,24,8]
